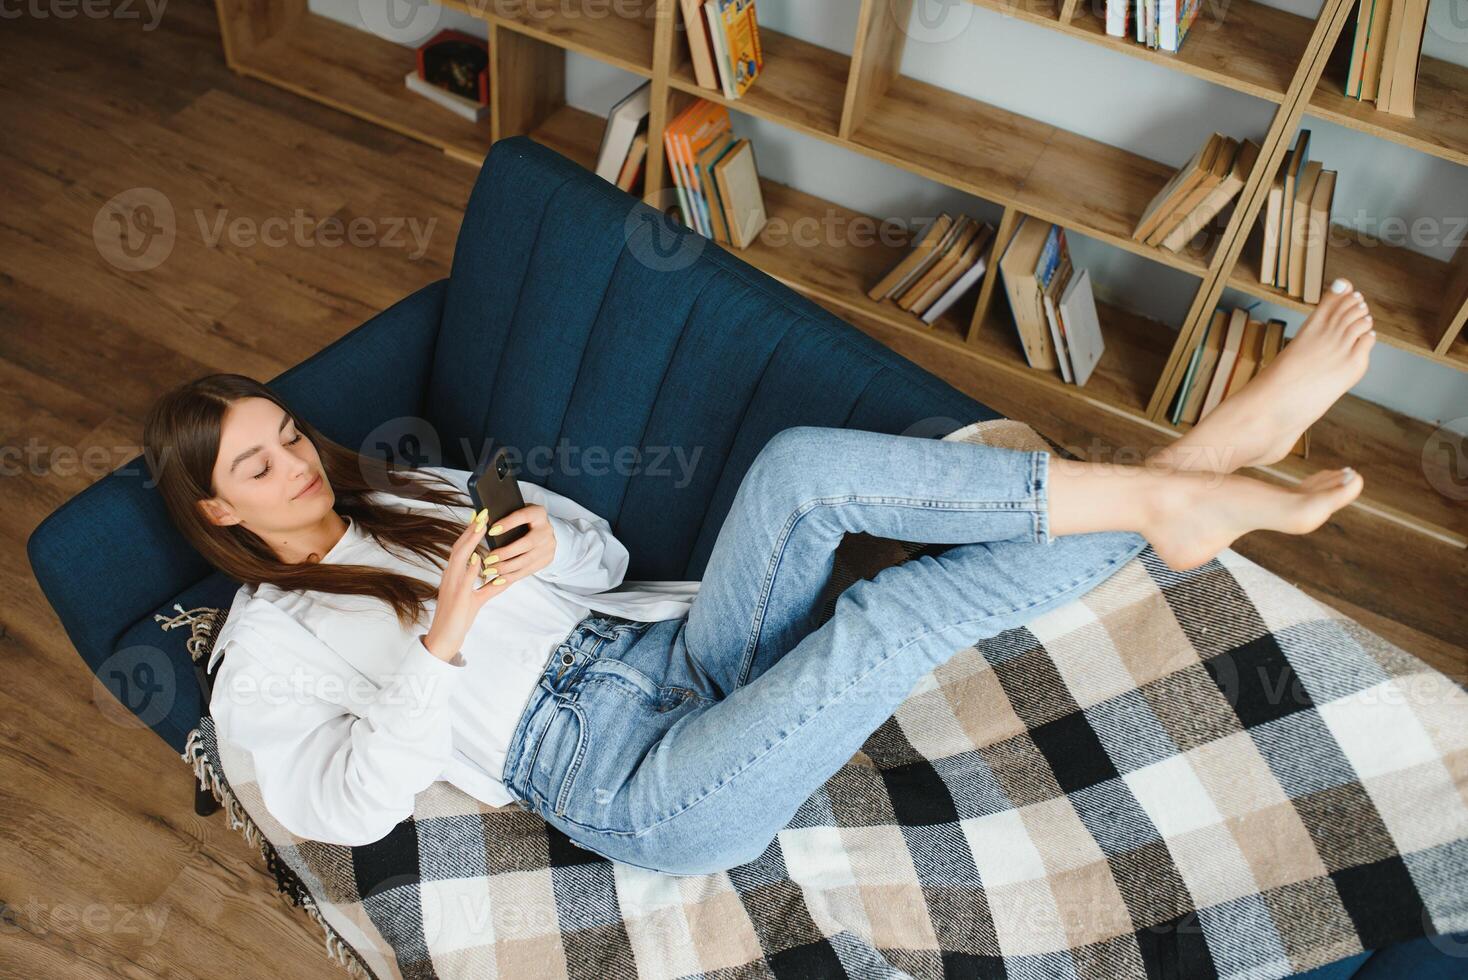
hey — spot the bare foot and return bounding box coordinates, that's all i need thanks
[1154,278,1376,474]
[1144,466,1364,571]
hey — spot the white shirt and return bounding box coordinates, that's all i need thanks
[206,464,700,846]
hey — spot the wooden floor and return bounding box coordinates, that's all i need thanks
[1,3,1463,977]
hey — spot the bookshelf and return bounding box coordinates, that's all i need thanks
[211,0,1467,546]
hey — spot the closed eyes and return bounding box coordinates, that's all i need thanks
[254,433,304,480]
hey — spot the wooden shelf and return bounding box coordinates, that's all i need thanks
[670,28,850,139]
[459,0,657,77]
[1310,53,1468,169]
[849,73,1216,275]
[525,104,603,171]
[969,299,1173,418]
[1063,0,1310,103]
[1229,221,1461,369]
[227,10,493,160]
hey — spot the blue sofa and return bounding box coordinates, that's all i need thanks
[27,137,1463,978]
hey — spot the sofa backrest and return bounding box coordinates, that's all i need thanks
[432,137,997,581]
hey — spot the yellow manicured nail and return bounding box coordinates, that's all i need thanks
[488,523,504,535]
[474,509,489,526]
[484,553,499,564]
[491,576,506,585]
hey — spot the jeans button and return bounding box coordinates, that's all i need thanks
[561,652,575,667]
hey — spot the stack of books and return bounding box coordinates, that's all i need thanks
[678,0,763,99]
[866,216,996,327]
[594,82,652,193]
[1344,0,1430,117]
[1132,132,1261,254]
[1105,0,1202,53]
[663,99,768,248]
[1170,307,1310,456]
[1259,129,1337,303]
[997,217,1108,387]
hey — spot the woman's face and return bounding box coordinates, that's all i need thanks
[202,396,333,532]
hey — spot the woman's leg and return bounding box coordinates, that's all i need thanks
[680,277,1375,699]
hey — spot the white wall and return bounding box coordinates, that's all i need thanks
[312,0,1468,431]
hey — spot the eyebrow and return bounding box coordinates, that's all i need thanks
[228,411,293,474]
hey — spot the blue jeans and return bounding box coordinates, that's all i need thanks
[500,426,1147,876]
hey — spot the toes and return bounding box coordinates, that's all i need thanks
[1352,326,1377,355]
[1308,278,1355,330]
[1344,312,1374,342]
[1335,294,1371,334]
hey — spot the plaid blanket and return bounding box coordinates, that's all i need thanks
[173,422,1468,980]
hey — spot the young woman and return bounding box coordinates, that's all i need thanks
[147,280,1375,876]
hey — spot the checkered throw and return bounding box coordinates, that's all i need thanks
[174,422,1468,980]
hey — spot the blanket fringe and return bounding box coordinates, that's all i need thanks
[154,603,222,664]
[182,728,376,980]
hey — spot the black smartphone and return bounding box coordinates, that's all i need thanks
[469,446,530,551]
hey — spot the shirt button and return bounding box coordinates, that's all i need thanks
[560,652,575,666]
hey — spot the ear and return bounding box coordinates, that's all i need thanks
[196,497,240,527]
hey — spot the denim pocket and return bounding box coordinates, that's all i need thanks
[553,665,709,834]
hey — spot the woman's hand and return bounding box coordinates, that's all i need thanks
[422,510,509,662]
[479,503,556,587]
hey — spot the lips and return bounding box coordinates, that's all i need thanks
[294,473,322,499]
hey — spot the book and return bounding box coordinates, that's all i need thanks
[1259,150,1290,286]
[1287,158,1323,298]
[1162,138,1259,253]
[1106,0,1131,37]
[867,214,954,301]
[1276,129,1311,286]
[678,0,720,91]
[1303,169,1337,303]
[1222,318,1266,401]
[702,1,737,99]
[1172,308,1227,425]
[696,131,738,243]
[1380,0,1428,116]
[707,0,762,98]
[899,217,978,311]
[615,133,648,192]
[1358,0,1394,100]
[1160,0,1201,53]
[1375,0,1406,110]
[403,69,487,122]
[1041,234,1076,382]
[1133,133,1224,244]
[1059,268,1106,387]
[921,224,996,325]
[909,221,989,315]
[711,138,766,248]
[1149,136,1237,247]
[662,100,701,233]
[1199,307,1249,419]
[594,81,653,183]
[673,100,733,238]
[998,216,1060,371]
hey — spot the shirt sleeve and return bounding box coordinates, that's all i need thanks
[516,479,630,595]
[210,632,465,847]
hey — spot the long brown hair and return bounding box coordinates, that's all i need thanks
[143,374,473,630]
